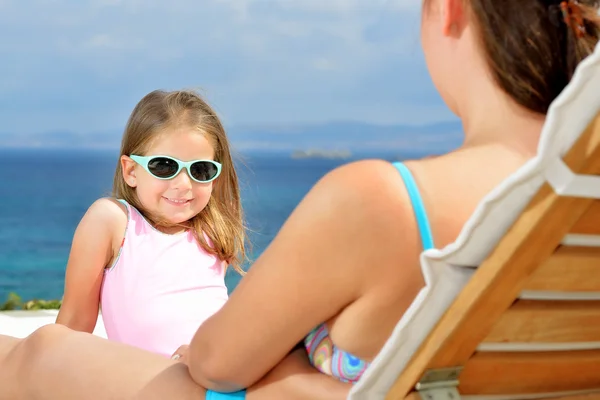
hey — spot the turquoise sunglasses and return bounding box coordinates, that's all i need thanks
[130,155,222,183]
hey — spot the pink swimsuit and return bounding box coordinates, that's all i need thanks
[100,200,228,357]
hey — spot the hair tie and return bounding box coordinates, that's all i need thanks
[557,0,587,38]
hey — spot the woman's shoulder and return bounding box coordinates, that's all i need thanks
[316,159,429,213]
[317,155,494,249]
[277,159,421,253]
[306,159,422,249]
[319,159,410,197]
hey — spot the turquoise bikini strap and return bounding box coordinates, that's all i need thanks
[392,162,435,251]
[206,389,247,400]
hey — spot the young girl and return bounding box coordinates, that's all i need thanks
[55,89,246,358]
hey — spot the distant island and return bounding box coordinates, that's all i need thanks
[0,120,463,153]
[291,149,353,159]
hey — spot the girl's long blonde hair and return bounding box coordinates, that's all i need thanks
[113,89,246,274]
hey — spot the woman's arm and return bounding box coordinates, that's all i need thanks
[247,349,351,400]
[172,343,351,399]
[188,160,416,391]
[55,198,125,332]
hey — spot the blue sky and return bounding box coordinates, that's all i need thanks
[0,0,456,136]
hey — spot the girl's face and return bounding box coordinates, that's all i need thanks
[121,126,218,229]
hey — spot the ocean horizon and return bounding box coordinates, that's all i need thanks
[0,147,429,303]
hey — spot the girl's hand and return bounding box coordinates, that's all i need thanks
[171,344,190,365]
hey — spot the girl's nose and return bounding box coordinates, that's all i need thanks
[171,168,193,190]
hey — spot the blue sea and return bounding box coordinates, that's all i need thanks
[0,147,423,303]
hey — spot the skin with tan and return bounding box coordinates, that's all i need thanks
[0,0,576,398]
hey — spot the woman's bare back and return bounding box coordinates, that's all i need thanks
[326,143,535,362]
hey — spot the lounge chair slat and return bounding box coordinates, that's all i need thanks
[483,300,600,344]
[522,246,600,292]
[459,350,600,395]
[541,393,600,400]
[570,201,600,235]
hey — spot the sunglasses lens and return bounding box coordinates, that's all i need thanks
[190,161,219,182]
[147,157,179,178]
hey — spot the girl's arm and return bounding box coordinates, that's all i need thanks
[188,160,417,391]
[55,198,125,333]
